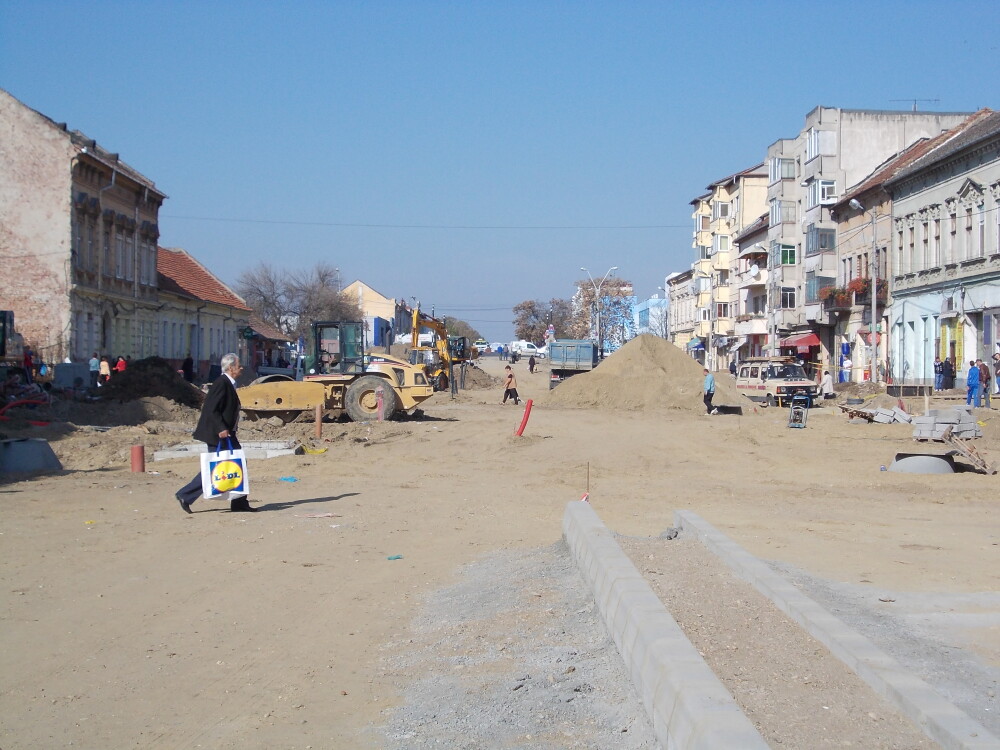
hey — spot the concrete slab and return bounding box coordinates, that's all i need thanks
[153,441,301,461]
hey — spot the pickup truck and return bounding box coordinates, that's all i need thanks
[547,340,598,389]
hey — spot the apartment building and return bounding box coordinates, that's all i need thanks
[635,294,669,338]
[731,213,769,358]
[689,194,712,362]
[827,134,953,382]
[764,107,972,375]
[685,166,768,370]
[882,109,1000,385]
[666,269,696,354]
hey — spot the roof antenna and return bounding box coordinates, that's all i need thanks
[890,99,941,112]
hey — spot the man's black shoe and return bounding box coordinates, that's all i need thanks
[230,496,257,513]
[176,493,193,514]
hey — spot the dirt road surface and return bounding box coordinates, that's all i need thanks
[2,342,997,748]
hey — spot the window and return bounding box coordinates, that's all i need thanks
[806,128,819,161]
[806,273,835,304]
[717,269,729,285]
[713,202,731,220]
[842,256,853,283]
[807,179,836,208]
[806,225,835,255]
[780,287,796,309]
[697,214,710,231]
[921,221,929,270]
[770,240,795,267]
[115,228,125,279]
[977,203,986,257]
[715,303,731,319]
[713,234,730,254]
[768,157,795,183]
[698,244,711,260]
[700,308,711,321]
[749,366,759,378]
[932,218,941,267]
[908,226,916,272]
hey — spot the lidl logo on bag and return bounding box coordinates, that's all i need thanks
[211,459,245,493]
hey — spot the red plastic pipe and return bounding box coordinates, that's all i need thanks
[514,399,533,436]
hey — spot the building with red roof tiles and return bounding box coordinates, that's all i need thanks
[156,247,252,380]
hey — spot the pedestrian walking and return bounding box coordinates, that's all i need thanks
[99,356,111,384]
[88,352,100,388]
[820,370,835,400]
[501,365,520,405]
[703,368,717,415]
[966,360,981,408]
[942,358,955,389]
[977,359,992,408]
[175,353,257,513]
[528,355,536,374]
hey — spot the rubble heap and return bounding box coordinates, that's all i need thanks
[97,357,205,409]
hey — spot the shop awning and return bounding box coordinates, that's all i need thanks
[779,332,820,349]
[686,337,704,350]
[731,336,748,351]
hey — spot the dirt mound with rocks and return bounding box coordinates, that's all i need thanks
[97,357,205,408]
[541,334,742,413]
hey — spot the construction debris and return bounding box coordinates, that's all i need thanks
[911,406,982,441]
[839,404,912,424]
[941,426,996,474]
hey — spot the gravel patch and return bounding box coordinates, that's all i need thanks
[375,541,659,748]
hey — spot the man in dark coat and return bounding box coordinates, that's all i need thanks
[175,353,256,513]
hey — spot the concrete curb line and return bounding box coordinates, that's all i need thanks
[676,509,998,750]
[563,501,767,750]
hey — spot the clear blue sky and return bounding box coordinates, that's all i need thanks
[2,1,996,342]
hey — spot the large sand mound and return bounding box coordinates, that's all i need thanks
[540,334,742,413]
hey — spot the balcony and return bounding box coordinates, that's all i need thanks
[734,315,767,335]
[737,268,768,289]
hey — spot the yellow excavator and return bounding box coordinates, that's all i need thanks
[409,307,473,392]
[238,321,434,422]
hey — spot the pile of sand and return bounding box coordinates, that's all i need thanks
[540,334,741,413]
[97,357,205,408]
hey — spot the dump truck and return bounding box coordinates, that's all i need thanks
[548,339,598,389]
[238,321,434,422]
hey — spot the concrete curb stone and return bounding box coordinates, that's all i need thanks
[563,501,768,750]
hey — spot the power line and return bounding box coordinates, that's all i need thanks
[161,214,688,230]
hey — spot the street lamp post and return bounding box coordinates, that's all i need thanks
[581,266,618,358]
[849,199,880,384]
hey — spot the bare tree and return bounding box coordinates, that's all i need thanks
[513,298,575,343]
[236,262,363,339]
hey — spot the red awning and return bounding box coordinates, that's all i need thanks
[779,332,821,351]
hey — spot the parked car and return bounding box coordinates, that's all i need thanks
[508,340,546,359]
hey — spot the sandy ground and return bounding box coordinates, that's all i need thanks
[1,347,998,748]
